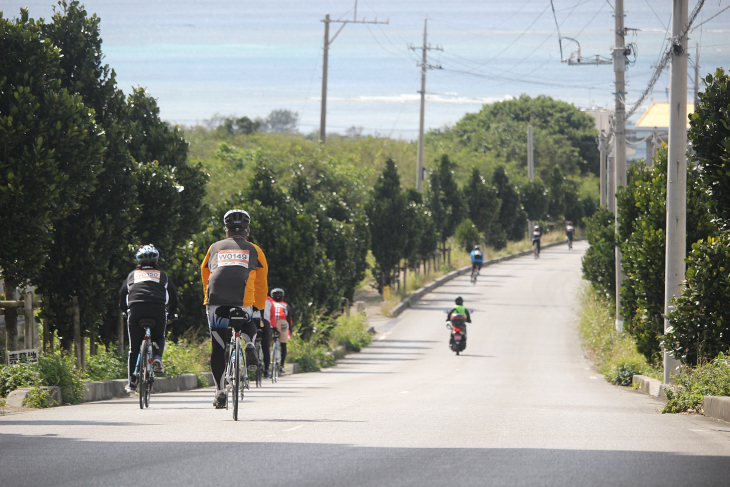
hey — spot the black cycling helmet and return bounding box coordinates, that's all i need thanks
[224,209,250,233]
[136,244,159,266]
[271,288,285,301]
[455,296,463,306]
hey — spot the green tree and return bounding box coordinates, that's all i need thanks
[432,94,599,177]
[0,8,104,349]
[427,155,465,250]
[581,208,616,299]
[520,180,547,222]
[38,1,139,349]
[493,166,526,242]
[454,219,481,252]
[464,167,502,245]
[616,152,715,362]
[689,67,730,228]
[366,159,409,293]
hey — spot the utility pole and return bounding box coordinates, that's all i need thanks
[527,124,535,232]
[664,0,689,384]
[693,42,700,108]
[612,0,628,333]
[319,2,389,144]
[410,18,442,192]
[599,131,608,207]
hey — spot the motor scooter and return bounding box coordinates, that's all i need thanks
[446,314,467,355]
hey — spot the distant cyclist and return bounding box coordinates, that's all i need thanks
[470,245,484,275]
[119,244,178,393]
[265,288,293,376]
[532,225,542,257]
[565,221,575,249]
[201,209,268,408]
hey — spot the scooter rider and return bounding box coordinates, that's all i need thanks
[447,296,471,324]
[201,209,268,409]
[446,296,471,349]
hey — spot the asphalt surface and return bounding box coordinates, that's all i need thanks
[2,241,730,486]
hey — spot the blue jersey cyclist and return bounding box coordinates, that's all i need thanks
[470,245,484,274]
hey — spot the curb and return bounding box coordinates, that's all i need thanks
[6,386,62,408]
[82,374,202,402]
[632,375,730,423]
[631,375,668,401]
[704,396,730,423]
[389,239,569,317]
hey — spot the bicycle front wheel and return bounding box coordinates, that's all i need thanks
[233,336,240,421]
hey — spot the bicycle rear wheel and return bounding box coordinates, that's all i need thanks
[145,342,153,408]
[138,342,147,409]
[233,336,240,421]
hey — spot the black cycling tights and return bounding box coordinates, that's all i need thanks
[280,342,288,365]
[256,320,272,372]
[127,303,166,383]
[210,320,257,391]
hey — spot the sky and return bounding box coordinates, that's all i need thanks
[5,0,730,138]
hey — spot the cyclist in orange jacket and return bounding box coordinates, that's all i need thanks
[201,209,268,408]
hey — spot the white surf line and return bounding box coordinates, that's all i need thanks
[283,424,305,432]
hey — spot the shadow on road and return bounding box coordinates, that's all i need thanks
[1,436,728,486]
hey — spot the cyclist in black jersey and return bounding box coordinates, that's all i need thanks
[119,244,177,393]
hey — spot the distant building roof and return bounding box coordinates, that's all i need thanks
[635,102,695,128]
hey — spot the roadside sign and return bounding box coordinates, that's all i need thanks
[7,349,39,366]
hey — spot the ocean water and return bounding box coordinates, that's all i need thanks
[5,0,730,138]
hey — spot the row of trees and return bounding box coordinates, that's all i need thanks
[582,68,730,366]
[1,3,602,353]
[1,3,207,350]
[366,153,596,292]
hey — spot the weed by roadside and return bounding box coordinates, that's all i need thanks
[288,311,372,372]
[0,352,84,405]
[577,284,660,385]
[85,348,126,382]
[662,353,730,414]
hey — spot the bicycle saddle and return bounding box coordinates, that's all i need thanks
[138,318,156,328]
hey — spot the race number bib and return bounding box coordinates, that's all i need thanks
[217,249,249,268]
[133,270,161,283]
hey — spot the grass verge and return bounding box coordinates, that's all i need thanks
[662,353,730,414]
[577,284,660,385]
[288,312,372,372]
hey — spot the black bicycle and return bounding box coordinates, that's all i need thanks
[223,308,250,421]
[133,318,156,409]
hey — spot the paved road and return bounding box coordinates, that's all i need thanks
[2,242,730,486]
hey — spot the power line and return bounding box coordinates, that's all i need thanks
[623,0,708,122]
[691,4,730,31]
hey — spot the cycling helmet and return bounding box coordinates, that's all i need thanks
[271,288,285,301]
[455,296,463,306]
[534,225,540,230]
[136,244,159,266]
[224,209,250,233]
[474,245,480,250]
